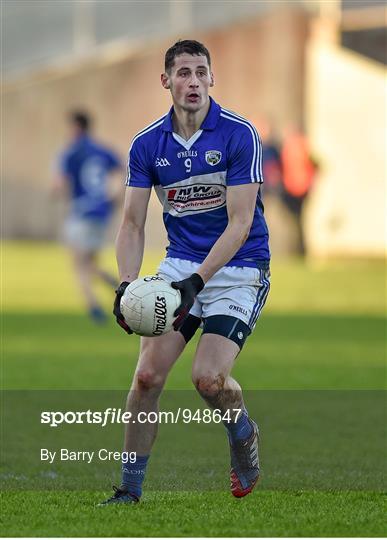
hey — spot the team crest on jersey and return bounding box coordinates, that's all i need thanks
[205,150,222,166]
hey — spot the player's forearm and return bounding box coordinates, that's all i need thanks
[197,221,252,283]
[115,224,145,283]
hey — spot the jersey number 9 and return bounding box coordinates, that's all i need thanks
[184,158,192,174]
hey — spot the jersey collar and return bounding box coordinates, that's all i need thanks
[161,97,221,132]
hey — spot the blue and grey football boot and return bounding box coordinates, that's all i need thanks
[229,420,260,497]
[98,485,139,506]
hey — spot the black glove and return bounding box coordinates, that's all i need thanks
[171,273,205,331]
[113,281,133,334]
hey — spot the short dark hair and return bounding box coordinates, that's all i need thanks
[165,40,211,73]
[69,111,90,132]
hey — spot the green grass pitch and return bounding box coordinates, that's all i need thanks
[1,242,386,537]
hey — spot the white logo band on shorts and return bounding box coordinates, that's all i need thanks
[157,257,270,330]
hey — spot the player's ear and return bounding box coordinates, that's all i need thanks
[210,72,215,87]
[161,73,170,90]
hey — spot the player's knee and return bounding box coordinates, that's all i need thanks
[136,369,165,392]
[193,373,225,398]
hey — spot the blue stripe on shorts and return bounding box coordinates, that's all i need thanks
[248,269,271,328]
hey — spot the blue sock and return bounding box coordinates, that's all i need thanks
[224,409,253,442]
[121,455,149,499]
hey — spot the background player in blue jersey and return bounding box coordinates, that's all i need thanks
[102,40,270,504]
[54,111,123,322]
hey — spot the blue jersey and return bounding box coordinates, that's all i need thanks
[59,135,121,221]
[126,98,270,267]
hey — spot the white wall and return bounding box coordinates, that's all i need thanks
[305,38,385,257]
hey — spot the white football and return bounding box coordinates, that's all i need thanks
[120,276,181,337]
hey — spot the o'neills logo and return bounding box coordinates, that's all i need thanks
[153,295,167,335]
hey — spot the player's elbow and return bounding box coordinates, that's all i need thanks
[229,217,253,245]
[240,224,251,245]
[120,213,145,234]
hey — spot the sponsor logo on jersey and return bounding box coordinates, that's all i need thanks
[166,183,226,214]
[177,150,198,158]
[155,157,171,167]
[229,304,248,316]
[205,150,222,166]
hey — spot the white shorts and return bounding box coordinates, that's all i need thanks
[63,216,108,252]
[157,257,270,330]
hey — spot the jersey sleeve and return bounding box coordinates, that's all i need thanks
[125,137,154,188]
[226,124,263,185]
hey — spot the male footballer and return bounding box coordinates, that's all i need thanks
[101,40,270,504]
[54,112,123,322]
